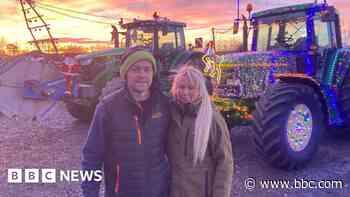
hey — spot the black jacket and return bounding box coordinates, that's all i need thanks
[81,87,171,197]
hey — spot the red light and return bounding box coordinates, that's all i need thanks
[153,11,160,19]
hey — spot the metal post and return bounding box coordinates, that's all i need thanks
[211,27,216,51]
[242,15,248,52]
[237,0,240,19]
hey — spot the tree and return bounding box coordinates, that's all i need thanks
[58,45,89,54]
[6,44,18,55]
[0,37,7,55]
[0,36,7,49]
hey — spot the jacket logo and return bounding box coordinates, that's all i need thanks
[152,112,162,119]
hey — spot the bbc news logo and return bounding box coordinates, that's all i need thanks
[8,169,103,183]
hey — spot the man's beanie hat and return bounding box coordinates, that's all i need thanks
[120,48,156,80]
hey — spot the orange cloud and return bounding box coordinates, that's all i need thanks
[103,0,235,27]
[1,0,350,44]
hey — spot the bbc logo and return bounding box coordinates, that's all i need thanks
[8,168,103,183]
[8,169,56,183]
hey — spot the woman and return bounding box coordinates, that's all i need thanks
[168,66,233,197]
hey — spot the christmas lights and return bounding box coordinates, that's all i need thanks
[320,85,343,125]
[332,49,350,88]
[319,49,350,125]
[212,95,255,127]
[213,51,297,98]
[287,104,313,152]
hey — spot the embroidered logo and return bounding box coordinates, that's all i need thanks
[152,112,162,119]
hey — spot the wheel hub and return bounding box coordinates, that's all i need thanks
[286,104,313,152]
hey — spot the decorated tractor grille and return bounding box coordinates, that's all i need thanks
[214,52,298,99]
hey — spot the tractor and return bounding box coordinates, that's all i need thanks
[216,2,350,169]
[59,13,205,121]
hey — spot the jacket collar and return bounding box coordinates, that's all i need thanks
[120,85,162,117]
[121,87,141,108]
[171,99,201,127]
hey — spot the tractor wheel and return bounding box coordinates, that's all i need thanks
[251,82,325,170]
[65,78,124,122]
[65,101,96,122]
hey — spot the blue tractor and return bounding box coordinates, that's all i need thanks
[216,2,350,169]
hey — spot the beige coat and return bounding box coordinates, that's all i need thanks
[167,102,234,197]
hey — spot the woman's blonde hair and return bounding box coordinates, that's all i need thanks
[171,66,213,164]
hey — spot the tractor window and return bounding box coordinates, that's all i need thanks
[314,19,336,48]
[128,28,154,48]
[284,19,307,48]
[158,29,185,50]
[257,24,270,51]
[270,22,280,48]
[256,16,307,51]
[158,31,176,50]
[270,18,307,50]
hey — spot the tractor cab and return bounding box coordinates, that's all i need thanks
[250,3,342,74]
[120,13,186,54]
[117,12,193,72]
[252,3,342,51]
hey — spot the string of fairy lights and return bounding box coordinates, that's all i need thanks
[212,52,298,99]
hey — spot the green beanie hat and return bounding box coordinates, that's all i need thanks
[120,50,156,80]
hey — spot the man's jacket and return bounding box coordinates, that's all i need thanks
[81,87,171,197]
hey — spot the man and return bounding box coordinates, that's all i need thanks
[81,48,170,197]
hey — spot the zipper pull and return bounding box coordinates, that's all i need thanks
[114,164,120,193]
[134,115,142,144]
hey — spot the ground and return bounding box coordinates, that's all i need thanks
[0,102,349,197]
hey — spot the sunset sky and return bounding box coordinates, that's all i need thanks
[0,0,350,47]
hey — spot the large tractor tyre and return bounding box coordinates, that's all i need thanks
[251,82,325,170]
[65,78,124,122]
[65,101,96,122]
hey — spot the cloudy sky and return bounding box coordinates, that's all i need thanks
[0,0,349,45]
